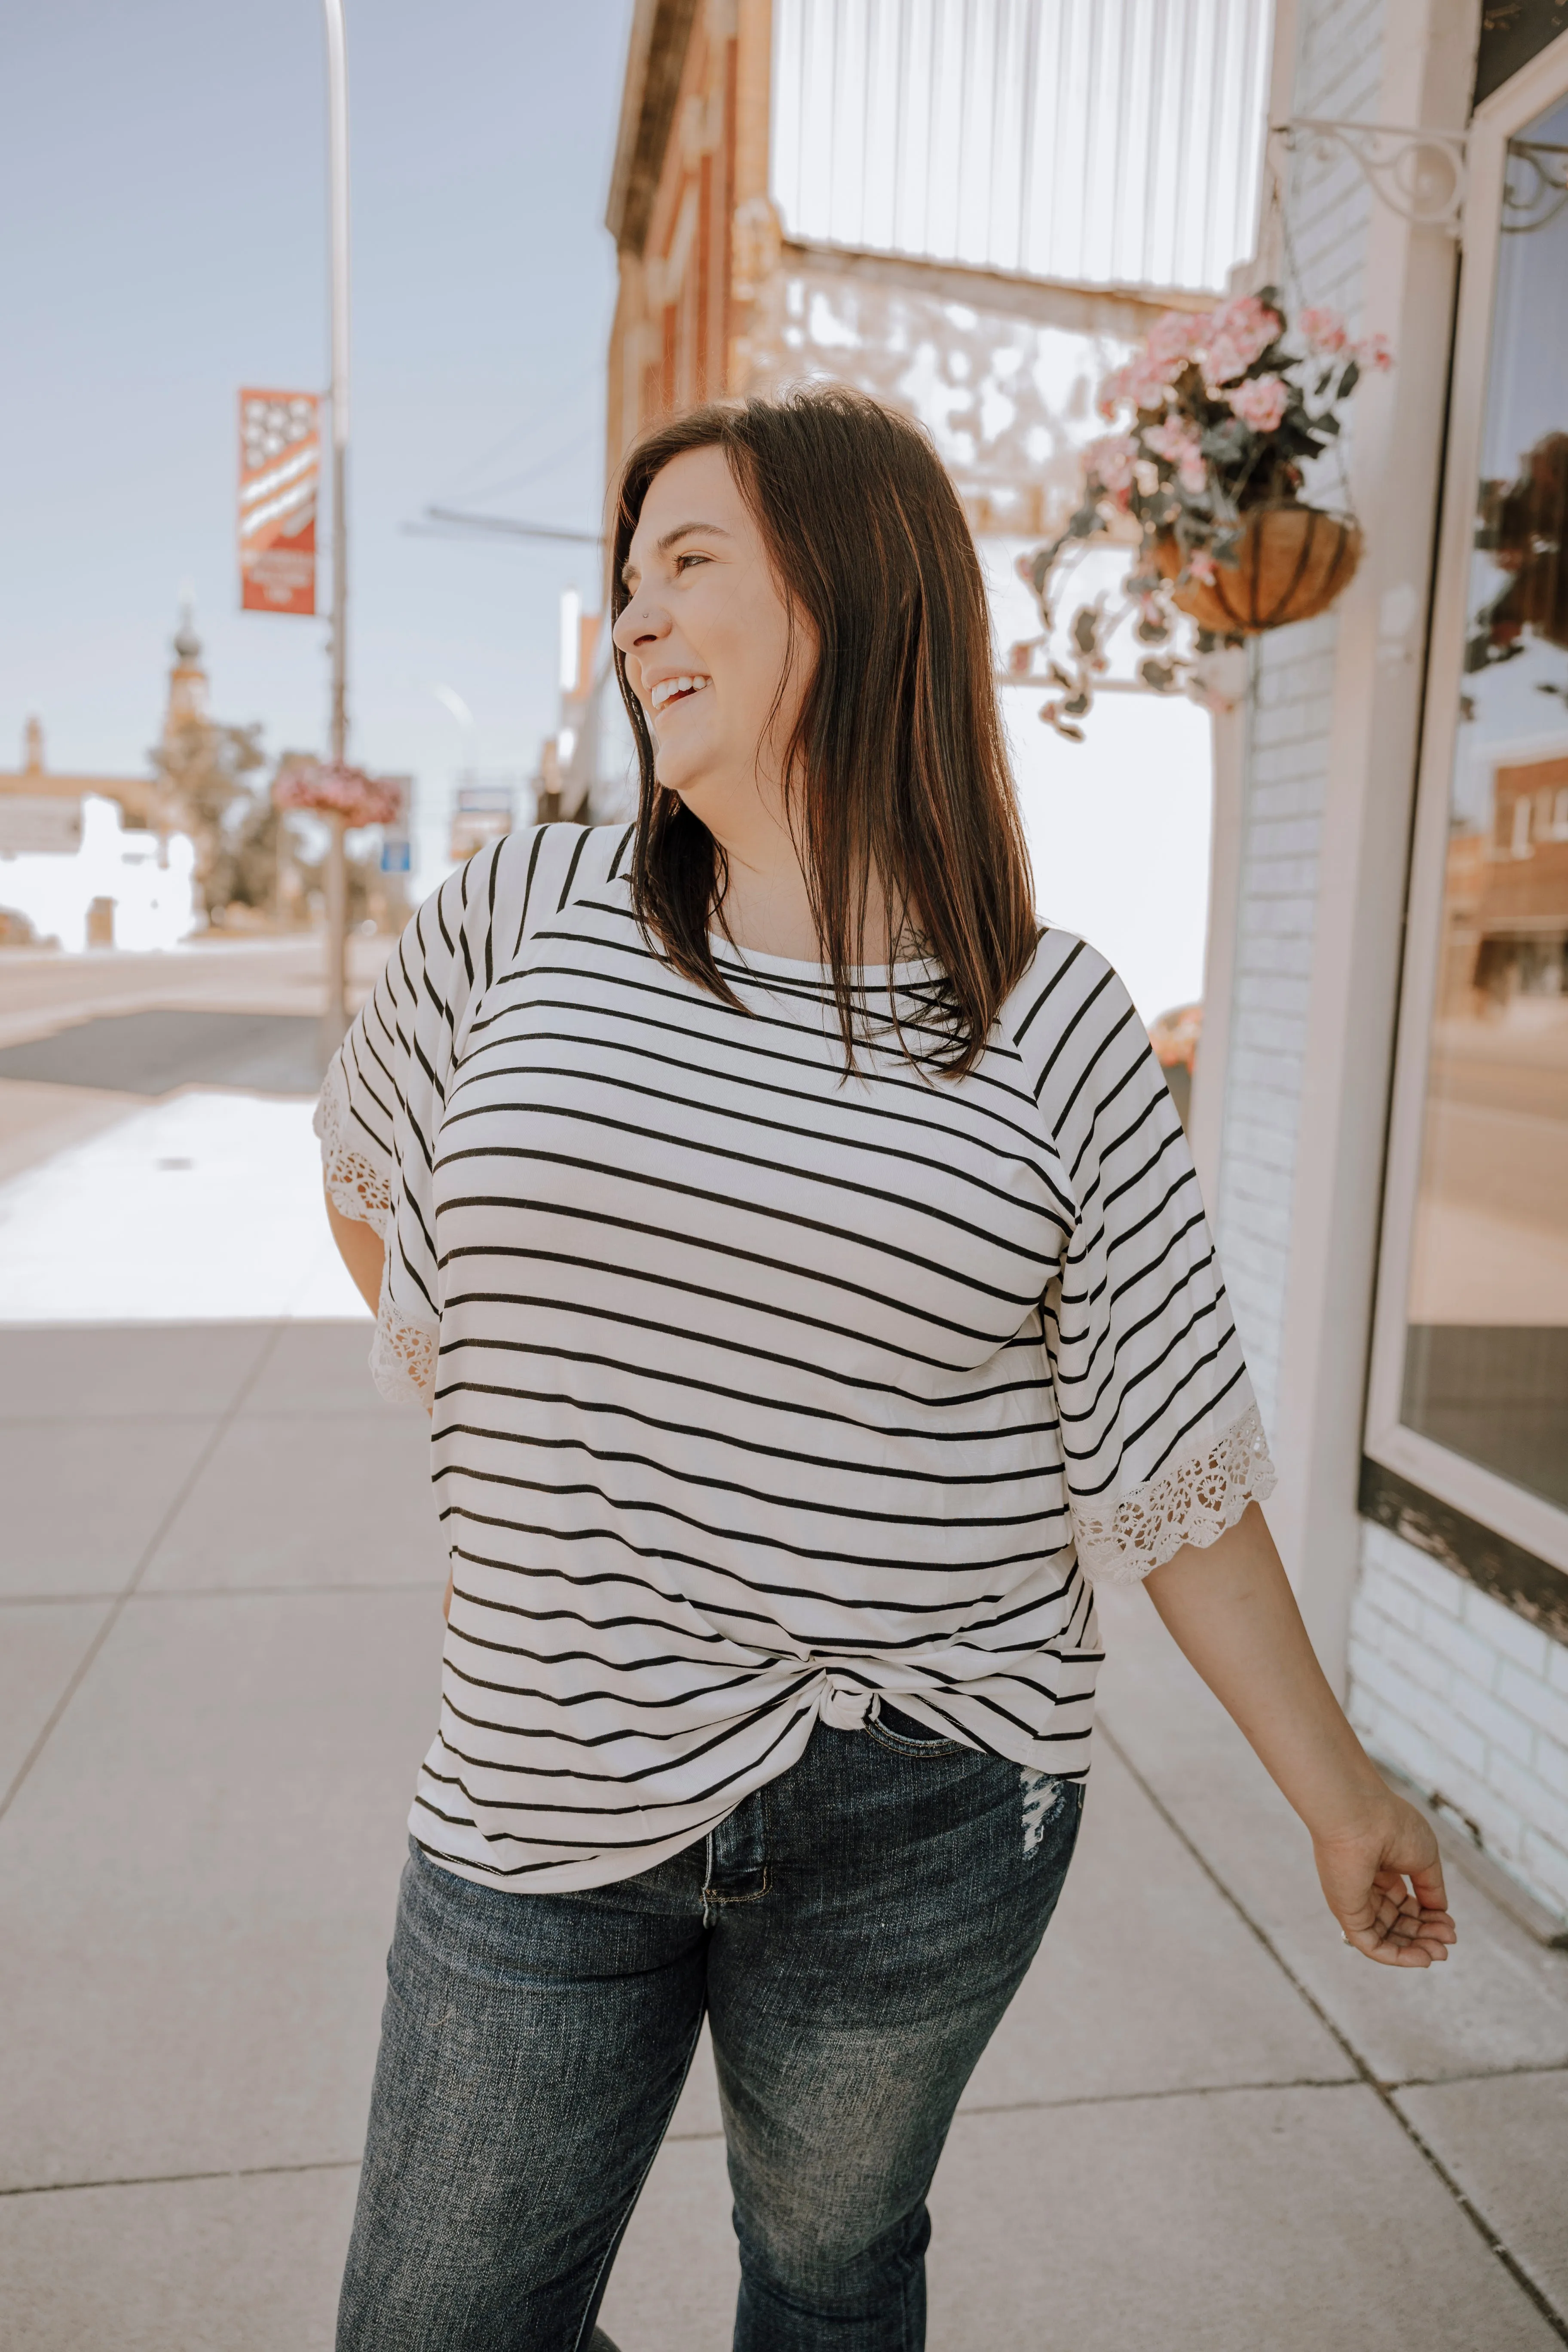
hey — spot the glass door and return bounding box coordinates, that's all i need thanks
[1369,43,1568,1568]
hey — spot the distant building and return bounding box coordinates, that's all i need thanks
[602,0,1272,514]
[0,611,205,951]
[0,712,164,836]
[539,596,605,823]
[0,793,195,954]
[162,604,210,741]
[0,602,211,835]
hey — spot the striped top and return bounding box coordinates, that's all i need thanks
[317,822,1274,1892]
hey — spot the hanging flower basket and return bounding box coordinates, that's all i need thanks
[1154,501,1363,633]
[273,756,402,830]
[1011,291,1392,738]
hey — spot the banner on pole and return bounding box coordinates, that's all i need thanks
[239,390,319,615]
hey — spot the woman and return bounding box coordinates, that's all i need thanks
[322,387,1454,2352]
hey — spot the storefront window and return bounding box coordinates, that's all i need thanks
[1401,90,1568,1514]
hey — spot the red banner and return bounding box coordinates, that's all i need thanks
[239,389,319,616]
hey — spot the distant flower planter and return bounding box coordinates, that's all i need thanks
[1154,501,1363,634]
[273,757,401,831]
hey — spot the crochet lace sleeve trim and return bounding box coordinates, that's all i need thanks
[314,1057,393,1238]
[314,1061,437,1409]
[369,1295,438,1410]
[1071,1402,1277,1586]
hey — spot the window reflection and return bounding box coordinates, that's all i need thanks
[1402,92,1568,1513]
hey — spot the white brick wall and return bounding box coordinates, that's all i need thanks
[1349,1524,1568,1921]
[1216,616,1337,1428]
[1211,0,1384,1427]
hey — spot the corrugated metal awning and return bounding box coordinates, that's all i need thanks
[771,0,1274,297]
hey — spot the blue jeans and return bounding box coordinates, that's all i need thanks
[337,1708,1085,2352]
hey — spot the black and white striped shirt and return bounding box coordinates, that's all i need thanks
[318,822,1274,1891]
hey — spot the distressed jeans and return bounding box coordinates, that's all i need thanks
[336,1706,1085,2352]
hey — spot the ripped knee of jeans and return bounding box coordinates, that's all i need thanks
[1020,1768,1062,1855]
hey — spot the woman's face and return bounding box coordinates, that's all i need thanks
[612,446,812,836]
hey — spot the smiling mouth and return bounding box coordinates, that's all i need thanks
[649,673,711,714]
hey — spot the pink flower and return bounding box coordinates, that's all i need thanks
[1188,549,1219,585]
[1353,331,1394,372]
[1095,364,1130,420]
[1299,306,1348,356]
[1097,311,1206,419]
[1145,308,1209,370]
[1226,373,1289,433]
[1200,292,1282,385]
[1084,432,1138,493]
[1130,352,1188,410]
[1098,357,1170,416]
[1143,417,1209,495]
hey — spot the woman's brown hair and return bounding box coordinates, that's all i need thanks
[610,385,1037,1076]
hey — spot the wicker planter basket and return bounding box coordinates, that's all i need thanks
[1156,501,1363,634]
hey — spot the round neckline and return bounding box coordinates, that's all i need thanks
[705,931,940,983]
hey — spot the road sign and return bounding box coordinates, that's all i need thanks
[377,775,413,873]
[450,782,513,862]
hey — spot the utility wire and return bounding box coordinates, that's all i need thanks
[407,507,605,547]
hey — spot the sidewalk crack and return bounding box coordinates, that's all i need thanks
[1098,1724,1568,2344]
[1386,2060,1568,2092]
[0,2156,362,2200]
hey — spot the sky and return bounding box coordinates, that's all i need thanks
[1,0,634,892]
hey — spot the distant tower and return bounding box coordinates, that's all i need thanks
[163,603,210,741]
[22,715,43,772]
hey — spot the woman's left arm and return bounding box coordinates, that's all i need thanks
[1142,1502,1457,1966]
[325,1187,386,1312]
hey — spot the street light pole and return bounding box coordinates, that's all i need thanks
[322,0,351,1055]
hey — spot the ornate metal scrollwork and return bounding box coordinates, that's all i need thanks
[1274,119,1469,234]
[1501,140,1568,235]
[1276,122,1568,240]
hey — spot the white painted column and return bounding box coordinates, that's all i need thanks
[1265,0,1478,1684]
[1188,661,1252,1217]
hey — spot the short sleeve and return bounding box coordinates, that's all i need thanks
[1009,934,1276,1584]
[314,825,576,1407]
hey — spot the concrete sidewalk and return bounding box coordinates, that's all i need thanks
[1,1317,1564,2351]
